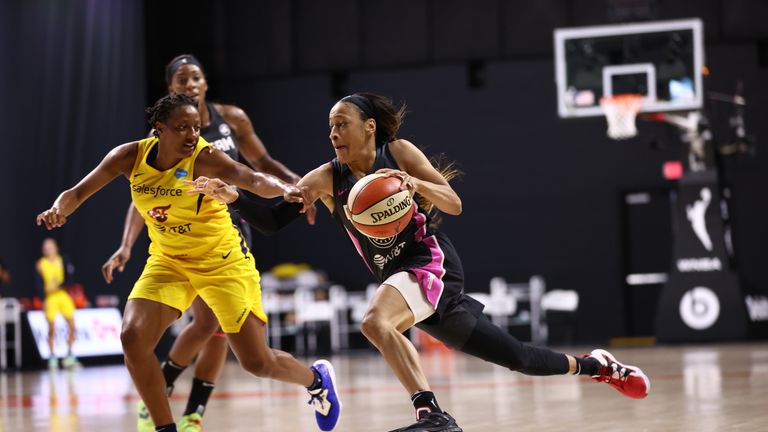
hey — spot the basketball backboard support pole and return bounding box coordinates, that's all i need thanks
[662,111,710,172]
[554,18,704,118]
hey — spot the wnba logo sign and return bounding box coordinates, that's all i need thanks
[679,287,720,330]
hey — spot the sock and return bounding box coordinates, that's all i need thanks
[161,359,186,396]
[154,424,177,432]
[411,390,441,419]
[183,378,215,416]
[576,356,601,376]
[306,366,323,391]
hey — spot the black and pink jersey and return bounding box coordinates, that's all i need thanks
[330,142,464,314]
[200,102,252,230]
[201,102,239,162]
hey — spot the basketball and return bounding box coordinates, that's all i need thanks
[347,173,415,239]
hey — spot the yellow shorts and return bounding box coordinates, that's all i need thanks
[45,290,76,322]
[128,239,266,333]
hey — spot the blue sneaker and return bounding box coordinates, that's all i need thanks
[307,359,341,431]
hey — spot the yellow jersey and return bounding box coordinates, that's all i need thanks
[37,255,64,295]
[130,136,242,259]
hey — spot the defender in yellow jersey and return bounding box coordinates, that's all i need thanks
[37,94,342,431]
[127,135,268,329]
[101,54,317,432]
[36,238,78,369]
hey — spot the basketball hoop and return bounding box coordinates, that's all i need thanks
[600,94,643,140]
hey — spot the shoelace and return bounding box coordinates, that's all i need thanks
[180,416,202,432]
[308,391,327,410]
[138,404,150,420]
[417,412,450,425]
[598,362,632,386]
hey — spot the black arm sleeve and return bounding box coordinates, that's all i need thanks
[230,192,304,235]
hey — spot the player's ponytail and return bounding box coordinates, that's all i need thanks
[419,154,463,227]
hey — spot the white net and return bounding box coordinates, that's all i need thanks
[600,94,643,140]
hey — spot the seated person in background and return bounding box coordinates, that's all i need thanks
[35,238,80,369]
[0,258,10,291]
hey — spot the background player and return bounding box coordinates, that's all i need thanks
[36,238,80,369]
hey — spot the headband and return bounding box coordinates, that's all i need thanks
[165,55,204,85]
[341,94,376,119]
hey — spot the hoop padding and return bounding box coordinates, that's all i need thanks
[600,94,643,140]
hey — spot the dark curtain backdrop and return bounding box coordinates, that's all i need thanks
[215,54,767,343]
[137,0,767,343]
[1,1,146,303]
[3,0,766,344]
[0,2,12,210]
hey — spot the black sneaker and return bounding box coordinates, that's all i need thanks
[388,411,463,432]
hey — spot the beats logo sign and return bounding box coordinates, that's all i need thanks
[679,287,720,330]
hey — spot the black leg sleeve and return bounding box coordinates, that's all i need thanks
[458,314,570,376]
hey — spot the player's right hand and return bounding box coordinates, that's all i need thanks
[102,246,131,284]
[184,177,238,203]
[36,207,67,230]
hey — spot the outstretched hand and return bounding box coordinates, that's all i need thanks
[183,176,238,203]
[375,168,417,197]
[187,177,317,222]
[36,207,67,230]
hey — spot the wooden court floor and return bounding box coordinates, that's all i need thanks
[0,342,766,431]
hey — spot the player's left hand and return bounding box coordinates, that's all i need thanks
[375,168,417,196]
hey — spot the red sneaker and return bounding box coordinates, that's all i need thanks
[587,349,650,399]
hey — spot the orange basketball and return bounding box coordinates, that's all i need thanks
[347,173,415,239]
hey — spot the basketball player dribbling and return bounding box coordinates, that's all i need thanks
[101,54,315,432]
[189,92,650,432]
[36,93,341,432]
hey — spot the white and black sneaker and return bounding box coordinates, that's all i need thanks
[389,411,463,432]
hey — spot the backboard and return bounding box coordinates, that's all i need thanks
[554,19,704,118]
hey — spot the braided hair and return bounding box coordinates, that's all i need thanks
[145,93,197,136]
